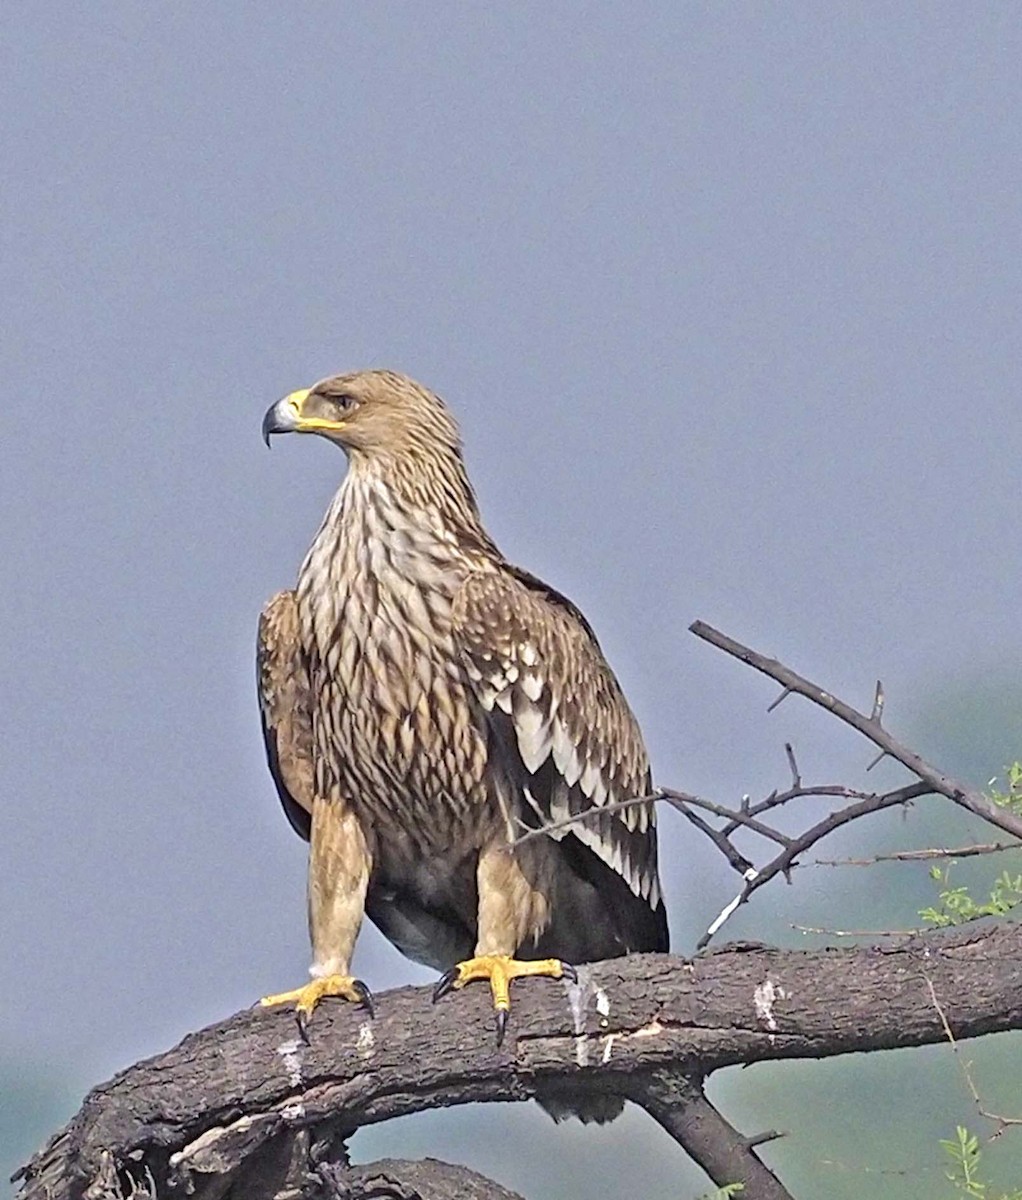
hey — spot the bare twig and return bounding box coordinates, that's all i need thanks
[689,621,1022,842]
[659,789,795,849]
[711,780,915,841]
[792,924,926,938]
[812,842,1021,867]
[923,972,1022,1135]
[671,803,754,874]
[512,792,662,845]
[695,782,930,949]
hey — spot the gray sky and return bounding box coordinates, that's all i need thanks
[3,5,1021,1196]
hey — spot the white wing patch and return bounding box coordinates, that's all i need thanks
[455,573,662,910]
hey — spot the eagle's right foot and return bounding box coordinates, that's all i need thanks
[260,975,373,1041]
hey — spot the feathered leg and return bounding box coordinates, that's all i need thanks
[261,796,373,1039]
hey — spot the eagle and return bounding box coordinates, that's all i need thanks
[257,370,668,1097]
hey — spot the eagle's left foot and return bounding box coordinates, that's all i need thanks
[433,954,577,1046]
[260,975,374,1042]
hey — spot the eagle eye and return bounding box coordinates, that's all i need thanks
[328,392,357,415]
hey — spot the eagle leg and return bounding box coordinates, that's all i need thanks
[260,797,372,1041]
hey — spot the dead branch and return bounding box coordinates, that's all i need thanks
[18,625,1022,1200]
[689,781,930,949]
[16,923,1022,1200]
[812,842,1022,867]
[689,620,1022,842]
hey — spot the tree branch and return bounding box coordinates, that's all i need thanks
[691,781,930,950]
[634,1072,792,1200]
[689,620,1022,842]
[812,841,1022,867]
[315,1157,528,1199]
[16,923,1022,1200]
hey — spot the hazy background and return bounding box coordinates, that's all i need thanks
[3,5,1021,1196]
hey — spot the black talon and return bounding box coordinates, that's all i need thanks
[495,1008,509,1047]
[433,967,459,1003]
[352,979,375,1018]
[560,962,578,984]
[296,1009,312,1045]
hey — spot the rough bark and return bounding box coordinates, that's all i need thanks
[15,922,1022,1200]
[315,1158,528,1199]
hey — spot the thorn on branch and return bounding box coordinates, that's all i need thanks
[767,686,793,713]
[745,1129,787,1149]
[871,680,885,725]
[784,743,801,788]
[866,750,888,772]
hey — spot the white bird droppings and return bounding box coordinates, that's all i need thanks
[356,1022,376,1057]
[595,987,611,1025]
[754,978,788,1033]
[275,1038,304,1088]
[565,969,591,1067]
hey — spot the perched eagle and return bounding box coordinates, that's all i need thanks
[258,370,667,1111]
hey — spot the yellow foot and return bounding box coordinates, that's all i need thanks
[433,954,576,1045]
[260,975,373,1042]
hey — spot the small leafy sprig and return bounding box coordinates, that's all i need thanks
[920,766,1022,927]
[941,1125,1022,1199]
[988,762,1022,816]
[920,866,1022,927]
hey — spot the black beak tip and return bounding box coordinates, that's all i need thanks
[261,413,274,448]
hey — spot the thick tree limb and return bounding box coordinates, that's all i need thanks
[16,922,1022,1200]
[315,1157,528,1199]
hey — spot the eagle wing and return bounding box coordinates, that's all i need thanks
[257,589,314,841]
[454,566,668,954]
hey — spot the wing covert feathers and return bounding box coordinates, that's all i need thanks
[454,569,664,919]
[257,590,315,841]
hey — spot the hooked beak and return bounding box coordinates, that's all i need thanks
[262,389,311,447]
